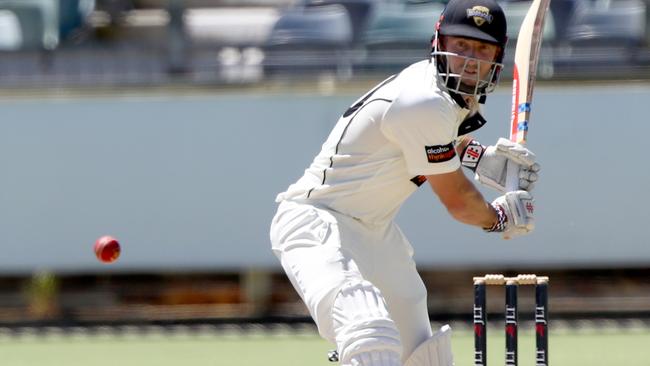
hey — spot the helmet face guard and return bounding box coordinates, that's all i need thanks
[431,31,504,97]
[430,0,508,98]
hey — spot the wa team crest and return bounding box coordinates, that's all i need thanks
[467,6,493,26]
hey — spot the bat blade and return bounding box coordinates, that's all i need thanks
[509,0,551,145]
[506,0,550,192]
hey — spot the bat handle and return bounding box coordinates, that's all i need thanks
[505,159,520,192]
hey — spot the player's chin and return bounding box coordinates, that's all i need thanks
[460,77,479,87]
[461,72,489,86]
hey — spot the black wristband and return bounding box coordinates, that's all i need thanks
[460,140,485,172]
[484,203,507,233]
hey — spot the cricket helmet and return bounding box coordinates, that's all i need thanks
[431,0,508,98]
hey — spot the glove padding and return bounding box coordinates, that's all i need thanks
[486,191,535,240]
[461,138,540,192]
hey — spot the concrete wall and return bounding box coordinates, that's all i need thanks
[1,83,648,274]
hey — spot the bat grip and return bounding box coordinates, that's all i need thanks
[505,159,520,192]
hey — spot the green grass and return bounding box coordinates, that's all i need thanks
[1,327,649,365]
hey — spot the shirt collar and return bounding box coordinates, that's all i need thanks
[447,91,488,136]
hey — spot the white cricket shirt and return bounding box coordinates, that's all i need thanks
[276,60,486,224]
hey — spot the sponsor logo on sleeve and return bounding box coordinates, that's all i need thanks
[425,143,456,163]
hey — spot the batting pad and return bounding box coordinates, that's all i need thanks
[332,280,402,366]
[404,324,454,366]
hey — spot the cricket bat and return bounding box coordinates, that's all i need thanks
[506,0,551,191]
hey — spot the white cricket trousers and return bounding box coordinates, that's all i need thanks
[270,200,433,363]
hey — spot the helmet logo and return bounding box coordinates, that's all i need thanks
[466,6,493,27]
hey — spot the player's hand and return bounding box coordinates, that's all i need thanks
[485,191,535,239]
[461,138,540,192]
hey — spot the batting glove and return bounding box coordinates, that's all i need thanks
[485,191,535,240]
[461,138,540,192]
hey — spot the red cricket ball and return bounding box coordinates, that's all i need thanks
[94,235,121,263]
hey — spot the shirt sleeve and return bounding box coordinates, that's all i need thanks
[380,91,461,176]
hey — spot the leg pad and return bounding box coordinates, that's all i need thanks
[404,325,454,366]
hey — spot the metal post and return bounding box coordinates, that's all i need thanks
[167,0,187,73]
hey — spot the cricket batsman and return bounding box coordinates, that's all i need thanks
[270,0,540,365]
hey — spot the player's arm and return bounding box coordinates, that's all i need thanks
[426,168,496,229]
[455,135,473,155]
[427,168,536,239]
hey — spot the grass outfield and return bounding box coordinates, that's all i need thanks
[1,326,649,365]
